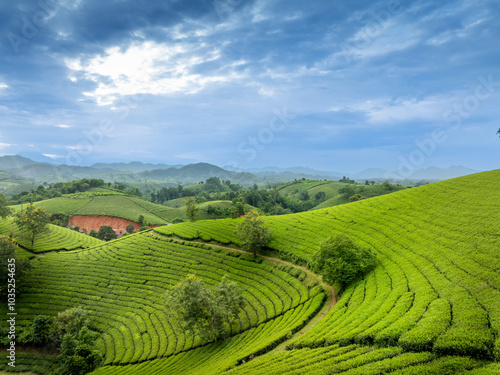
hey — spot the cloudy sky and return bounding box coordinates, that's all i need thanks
[0,0,498,174]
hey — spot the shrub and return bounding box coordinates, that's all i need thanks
[311,235,376,287]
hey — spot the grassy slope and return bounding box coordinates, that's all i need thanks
[9,194,252,225]
[0,233,322,374]
[151,170,500,373]
[277,180,408,210]
[2,171,498,374]
[0,218,103,253]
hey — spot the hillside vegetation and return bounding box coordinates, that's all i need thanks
[0,233,325,373]
[0,219,103,253]
[152,170,500,369]
[0,170,498,374]
[9,193,253,225]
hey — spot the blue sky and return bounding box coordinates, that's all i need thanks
[0,0,499,175]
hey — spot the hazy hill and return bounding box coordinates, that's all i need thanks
[91,161,183,173]
[138,163,261,186]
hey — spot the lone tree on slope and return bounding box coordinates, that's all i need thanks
[164,274,245,342]
[185,197,200,222]
[14,204,51,251]
[236,209,272,257]
[0,193,11,219]
[97,226,117,241]
[312,234,377,288]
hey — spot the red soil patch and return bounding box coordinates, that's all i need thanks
[68,215,141,234]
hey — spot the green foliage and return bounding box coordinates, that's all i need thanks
[97,226,117,241]
[14,203,51,251]
[9,178,107,204]
[312,235,376,287]
[171,217,185,224]
[348,193,366,202]
[25,315,52,346]
[0,235,32,301]
[185,196,200,222]
[125,224,135,234]
[0,218,102,253]
[339,186,355,197]
[164,274,245,342]
[50,306,91,344]
[59,326,103,375]
[236,209,272,256]
[0,192,12,218]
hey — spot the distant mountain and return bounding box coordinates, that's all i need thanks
[139,163,261,186]
[91,161,183,173]
[0,155,40,170]
[403,166,480,180]
[354,166,481,181]
[225,165,343,182]
[352,168,391,180]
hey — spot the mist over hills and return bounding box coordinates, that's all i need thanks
[0,155,482,189]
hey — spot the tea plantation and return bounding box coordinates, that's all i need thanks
[0,170,498,374]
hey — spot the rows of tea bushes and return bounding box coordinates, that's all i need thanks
[90,292,325,375]
[154,170,500,361]
[220,344,488,375]
[2,232,316,367]
[0,218,103,253]
[0,352,60,374]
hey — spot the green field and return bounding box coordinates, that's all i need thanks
[0,218,103,253]
[8,193,251,225]
[0,170,498,374]
[276,179,407,210]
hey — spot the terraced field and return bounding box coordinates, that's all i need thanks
[0,232,324,373]
[154,170,500,370]
[9,193,252,225]
[1,170,498,374]
[0,218,102,253]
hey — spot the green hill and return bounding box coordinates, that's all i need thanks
[0,218,103,253]
[0,233,325,373]
[149,170,499,372]
[276,179,407,210]
[0,170,498,374]
[9,193,254,225]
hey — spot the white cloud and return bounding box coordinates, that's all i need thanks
[66,41,242,105]
[42,153,65,159]
[0,143,13,149]
[351,95,457,124]
[55,124,71,128]
[0,83,8,90]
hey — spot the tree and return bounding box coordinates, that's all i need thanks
[348,194,367,202]
[164,274,245,342]
[126,224,135,234]
[185,197,199,222]
[314,191,326,202]
[50,307,102,375]
[137,215,145,226]
[236,209,272,257]
[26,315,52,346]
[59,326,103,375]
[89,230,98,238]
[0,193,11,218]
[0,235,32,301]
[97,226,117,241]
[311,235,377,287]
[338,186,355,198]
[14,204,51,251]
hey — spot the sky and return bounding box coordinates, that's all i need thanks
[0,0,499,177]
